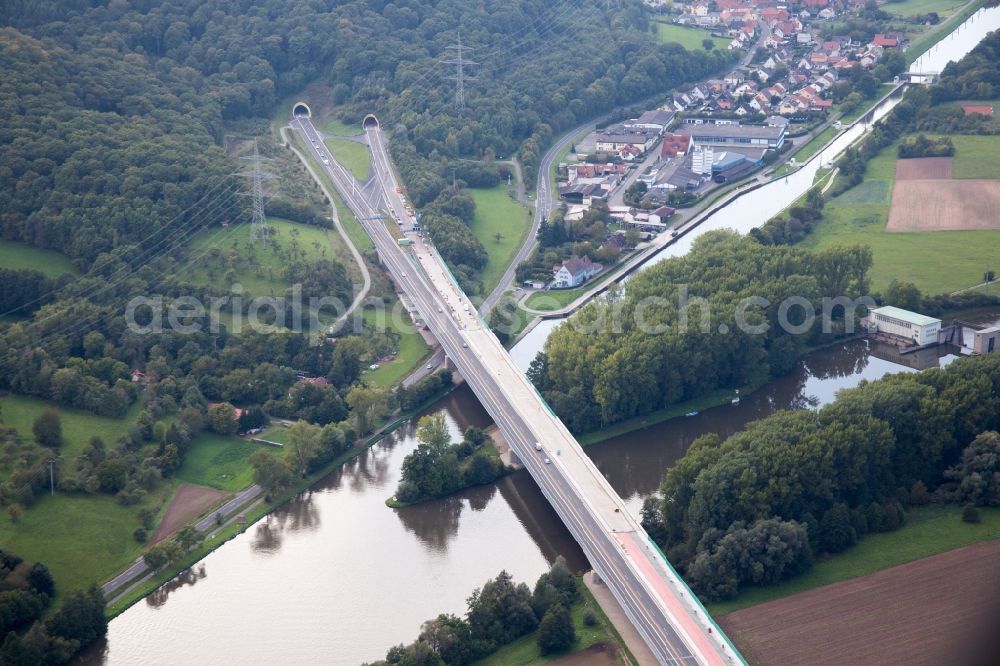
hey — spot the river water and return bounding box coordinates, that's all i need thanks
[91,8,1000,665]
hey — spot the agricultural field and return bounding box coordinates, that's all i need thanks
[324,137,372,181]
[185,217,343,297]
[720,538,1000,666]
[802,139,1000,293]
[0,239,79,278]
[651,21,729,51]
[947,134,1000,179]
[467,184,532,296]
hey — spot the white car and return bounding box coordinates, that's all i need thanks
[426,364,433,370]
[544,458,551,465]
[534,442,543,451]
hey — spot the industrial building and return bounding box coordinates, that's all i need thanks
[683,121,786,150]
[868,306,941,347]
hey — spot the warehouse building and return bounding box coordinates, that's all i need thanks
[868,306,941,347]
[684,121,786,150]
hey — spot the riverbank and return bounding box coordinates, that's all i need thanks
[104,381,461,617]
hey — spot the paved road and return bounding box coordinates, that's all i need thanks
[479,118,597,315]
[294,115,742,665]
[102,484,263,599]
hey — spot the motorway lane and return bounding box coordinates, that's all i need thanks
[292,117,736,665]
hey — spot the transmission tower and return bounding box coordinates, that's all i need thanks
[239,139,274,243]
[443,34,477,113]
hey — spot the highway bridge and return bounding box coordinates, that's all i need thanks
[291,113,744,666]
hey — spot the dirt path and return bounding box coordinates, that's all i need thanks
[719,539,1000,666]
[152,483,228,543]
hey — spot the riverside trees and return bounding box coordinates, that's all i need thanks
[642,353,1000,601]
[534,231,873,432]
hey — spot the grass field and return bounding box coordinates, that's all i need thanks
[790,126,838,163]
[477,580,624,666]
[324,138,371,181]
[709,504,1000,616]
[175,433,287,492]
[905,0,987,64]
[0,481,175,598]
[185,217,339,296]
[801,139,1000,294]
[0,240,79,278]
[524,287,588,312]
[948,134,1000,179]
[468,184,532,297]
[324,117,362,136]
[361,303,431,388]
[0,394,143,476]
[652,22,729,51]
[884,0,965,17]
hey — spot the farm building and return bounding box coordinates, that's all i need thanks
[868,306,941,347]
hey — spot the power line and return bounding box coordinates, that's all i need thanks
[442,33,477,113]
[240,139,274,244]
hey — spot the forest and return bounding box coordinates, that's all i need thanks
[641,352,1000,601]
[530,231,873,432]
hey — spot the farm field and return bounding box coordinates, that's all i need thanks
[651,21,729,50]
[719,538,1000,666]
[185,217,342,297]
[888,179,1000,230]
[151,483,228,543]
[947,134,1000,179]
[802,139,1000,293]
[467,184,532,297]
[0,239,78,278]
[324,137,371,181]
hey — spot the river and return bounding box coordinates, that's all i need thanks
[91,8,1000,664]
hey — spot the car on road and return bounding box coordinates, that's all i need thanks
[425,364,433,370]
[462,342,467,348]
[437,307,442,312]
[544,458,551,465]
[534,442,543,451]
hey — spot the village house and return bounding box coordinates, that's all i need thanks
[552,256,603,289]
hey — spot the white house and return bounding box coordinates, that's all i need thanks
[868,306,941,346]
[552,256,603,289]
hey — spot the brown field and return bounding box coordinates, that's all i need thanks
[887,179,1000,231]
[895,157,953,180]
[152,483,228,543]
[719,540,1000,666]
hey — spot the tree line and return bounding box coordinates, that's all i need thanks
[369,558,585,665]
[641,352,1000,601]
[530,231,873,433]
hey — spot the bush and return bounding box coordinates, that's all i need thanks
[962,504,981,524]
[133,527,148,543]
[582,607,598,627]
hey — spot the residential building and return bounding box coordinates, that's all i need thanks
[552,256,603,289]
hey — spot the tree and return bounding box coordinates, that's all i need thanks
[702,38,715,51]
[45,585,107,646]
[287,420,322,476]
[537,603,575,654]
[819,503,857,554]
[32,410,62,448]
[962,503,981,523]
[883,279,922,312]
[943,431,1000,507]
[208,402,238,435]
[238,405,268,432]
[249,449,292,497]
[94,459,128,494]
[143,540,183,571]
[346,386,391,435]
[177,525,201,551]
[417,413,451,450]
[7,503,22,524]
[27,563,55,599]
